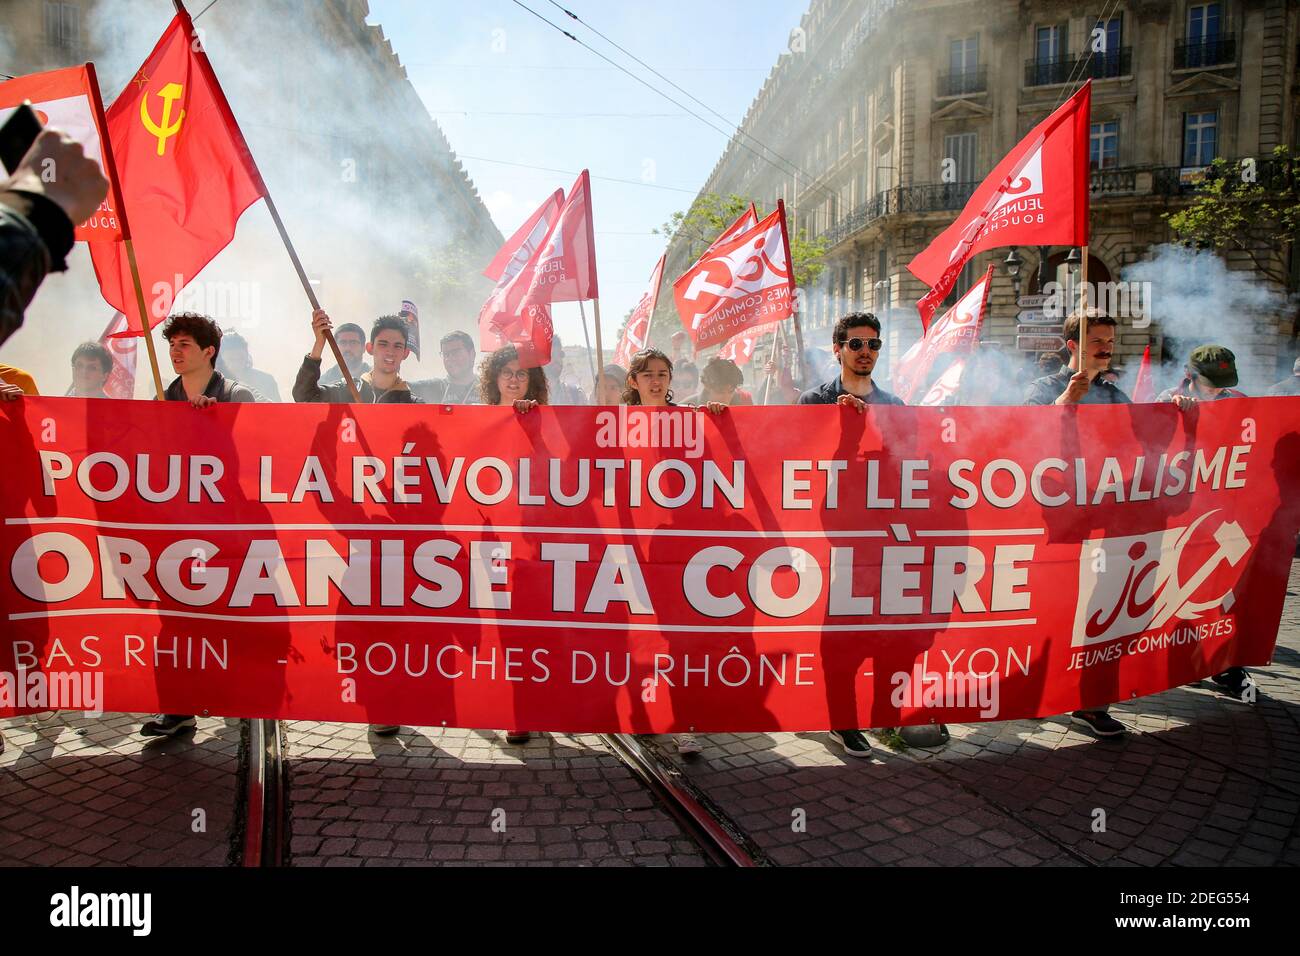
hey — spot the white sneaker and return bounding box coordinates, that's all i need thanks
[674,733,702,755]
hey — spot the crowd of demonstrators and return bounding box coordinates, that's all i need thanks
[410,330,482,405]
[216,331,281,402]
[544,335,588,406]
[294,310,421,405]
[67,342,112,398]
[320,322,371,385]
[1271,356,1300,396]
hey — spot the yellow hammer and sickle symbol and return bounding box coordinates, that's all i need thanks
[140,82,185,156]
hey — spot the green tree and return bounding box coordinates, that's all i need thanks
[1164,146,1300,288]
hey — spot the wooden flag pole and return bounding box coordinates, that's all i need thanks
[82,62,165,399]
[576,299,600,399]
[1078,244,1089,365]
[777,200,809,390]
[123,240,166,398]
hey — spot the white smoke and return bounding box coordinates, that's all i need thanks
[10,0,500,397]
[1121,243,1291,393]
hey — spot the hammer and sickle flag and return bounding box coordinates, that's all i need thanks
[89,11,266,333]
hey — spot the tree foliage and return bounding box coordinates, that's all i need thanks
[1164,146,1300,288]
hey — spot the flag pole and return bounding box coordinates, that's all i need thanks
[777,200,809,389]
[170,0,361,403]
[576,299,599,399]
[83,62,165,399]
[1078,244,1089,363]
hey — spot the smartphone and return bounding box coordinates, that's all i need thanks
[0,102,44,174]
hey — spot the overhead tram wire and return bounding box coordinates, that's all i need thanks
[543,0,830,206]
[457,154,698,193]
[509,0,841,209]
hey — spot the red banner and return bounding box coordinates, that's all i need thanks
[2,398,1297,732]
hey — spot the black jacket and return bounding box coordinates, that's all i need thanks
[797,376,905,406]
[164,370,261,403]
[0,191,74,350]
[293,355,422,404]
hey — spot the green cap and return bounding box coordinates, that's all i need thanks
[1189,345,1238,388]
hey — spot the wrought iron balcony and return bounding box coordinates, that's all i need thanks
[937,67,987,97]
[1025,53,1074,87]
[1025,49,1131,87]
[1174,34,1236,69]
[1083,47,1131,80]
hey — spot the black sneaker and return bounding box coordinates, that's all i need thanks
[1071,710,1126,737]
[1210,668,1256,702]
[370,724,401,736]
[140,714,196,737]
[828,729,874,758]
[505,731,531,745]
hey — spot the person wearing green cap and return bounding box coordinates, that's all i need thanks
[1157,345,1256,703]
[1157,345,1246,409]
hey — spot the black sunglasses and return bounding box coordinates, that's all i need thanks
[841,337,882,352]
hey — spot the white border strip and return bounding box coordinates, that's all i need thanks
[8,607,1037,633]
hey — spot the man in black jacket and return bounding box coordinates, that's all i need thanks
[294,310,422,405]
[798,312,904,759]
[141,313,260,738]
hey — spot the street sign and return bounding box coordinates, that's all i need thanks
[1018,323,1063,336]
[1017,334,1065,352]
[1017,294,1050,308]
[1017,310,1057,324]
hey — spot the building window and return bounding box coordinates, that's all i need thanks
[1029,24,1071,85]
[944,133,978,183]
[1179,3,1232,68]
[1088,14,1125,78]
[875,148,893,194]
[1090,120,1119,169]
[1183,111,1217,166]
[44,2,80,50]
[945,35,983,95]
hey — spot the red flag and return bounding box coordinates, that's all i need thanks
[520,170,598,306]
[88,12,266,333]
[483,189,565,282]
[717,320,781,367]
[612,254,665,368]
[1133,344,1156,403]
[893,264,994,404]
[673,201,796,350]
[908,82,1091,328]
[98,312,137,399]
[713,203,758,249]
[0,66,122,241]
[478,191,566,367]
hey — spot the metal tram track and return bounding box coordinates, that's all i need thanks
[237,718,286,867]
[598,733,767,867]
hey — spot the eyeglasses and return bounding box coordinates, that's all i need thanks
[498,369,531,382]
[842,337,882,352]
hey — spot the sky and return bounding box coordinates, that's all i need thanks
[366,0,805,354]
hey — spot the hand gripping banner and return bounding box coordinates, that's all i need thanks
[2,398,1297,732]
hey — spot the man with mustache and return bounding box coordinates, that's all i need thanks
[1025,311,1131,738]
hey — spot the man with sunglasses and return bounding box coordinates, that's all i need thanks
[798,312,904,758]
[798,312,902,413]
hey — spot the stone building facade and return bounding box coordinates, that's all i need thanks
[664,0,1299,391]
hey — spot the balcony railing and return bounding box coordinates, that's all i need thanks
[937,67,987,97]
[818,162,1269,245]
[1083,47,1131,80]
[1025,53,1074,86]
[1174,34,1236,69]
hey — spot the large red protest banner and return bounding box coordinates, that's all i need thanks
[2,398,1297,732]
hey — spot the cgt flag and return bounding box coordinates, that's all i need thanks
[908,81,1091,329]
[612,254,665,369]
[0,65,122,241]
[478,190,565,368]
[88,11,266,333]
[717,319,782,367]
[892,264,994,404]
[520,170,598,307]
[674,202,796,350]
